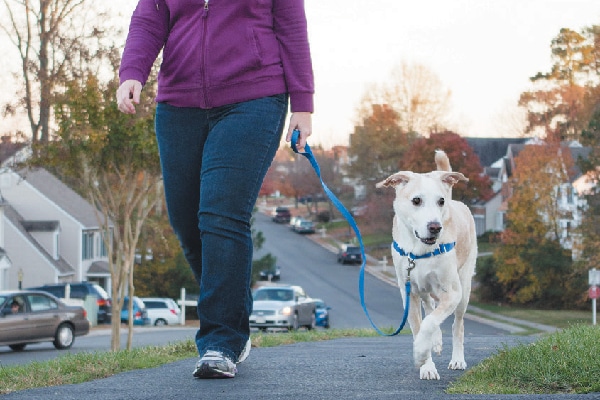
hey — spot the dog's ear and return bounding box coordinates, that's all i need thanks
[375,172,411,188]
[440,172,468,186]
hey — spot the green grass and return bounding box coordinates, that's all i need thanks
[448,324,600,394]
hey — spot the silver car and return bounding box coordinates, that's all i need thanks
[250,285,316,331]
[0,290,90,351]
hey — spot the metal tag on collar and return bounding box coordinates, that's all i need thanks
[407,257,416,278]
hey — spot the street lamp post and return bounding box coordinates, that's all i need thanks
[17,268,23,290]
[589,268,600,326]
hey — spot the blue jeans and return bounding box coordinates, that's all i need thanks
[155,94,288,361]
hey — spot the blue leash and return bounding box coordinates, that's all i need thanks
[290,130,409,336]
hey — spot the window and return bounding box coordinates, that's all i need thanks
[82,231,94,260]
[27,295,58,312]
[145,301,167,309]
[100,229,113,257]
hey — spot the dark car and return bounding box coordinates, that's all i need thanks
[293,220,316,234]
[27,282,112,324]
[259,266,282,282]
[337,245,362,265]
[0,290,90,351]
[271,207,291,223]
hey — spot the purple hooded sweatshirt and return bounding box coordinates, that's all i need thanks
[119,0,314,113]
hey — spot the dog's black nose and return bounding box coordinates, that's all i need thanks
[428,222,442,235]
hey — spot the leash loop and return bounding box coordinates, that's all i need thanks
[291,130,409,336]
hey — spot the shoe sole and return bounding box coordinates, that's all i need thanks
[193,363,236,379]
[237,338,251,364]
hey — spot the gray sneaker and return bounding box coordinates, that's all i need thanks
[193,351,237,379]
[237,338,251,364]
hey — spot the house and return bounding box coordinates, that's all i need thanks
[0,167,112,292]
[468,138,593,258]
[466,138,529,235]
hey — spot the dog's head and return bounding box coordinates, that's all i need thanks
[376,160,468,246]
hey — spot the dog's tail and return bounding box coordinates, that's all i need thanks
[435,150,452,172]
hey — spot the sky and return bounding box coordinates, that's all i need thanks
[1,0,600,149]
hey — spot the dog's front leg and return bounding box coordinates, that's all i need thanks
[414,288,461,380]
[421,295,442,356]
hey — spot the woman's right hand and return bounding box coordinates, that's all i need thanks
[116,79,143,114]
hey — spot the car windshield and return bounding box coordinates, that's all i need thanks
[347,247,360,253]
[0,296,7,305]
[253,289,293,301]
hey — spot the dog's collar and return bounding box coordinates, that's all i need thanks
[393,241,456,260]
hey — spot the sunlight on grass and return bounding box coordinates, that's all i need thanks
[448,324,600,394]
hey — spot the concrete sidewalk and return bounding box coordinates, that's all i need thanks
[3,335,599,400]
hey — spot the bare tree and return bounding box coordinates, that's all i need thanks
[357,62,453,136]
[0,0,112,145]
[41,71,163,351]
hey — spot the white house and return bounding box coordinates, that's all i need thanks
[0,167,112,292]
[0,198,13,290]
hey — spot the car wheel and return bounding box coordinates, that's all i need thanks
[9,344,27,351]
[154,319,168,326]
[53,323,75,350]
[288,314,299,331]
[306,312,316,330]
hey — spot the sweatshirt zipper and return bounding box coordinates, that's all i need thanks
[200,0,209,107]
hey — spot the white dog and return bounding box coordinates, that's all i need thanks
[376,150,477,380]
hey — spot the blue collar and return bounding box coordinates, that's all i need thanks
[393,241,456,260]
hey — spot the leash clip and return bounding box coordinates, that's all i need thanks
[407,257,416,279]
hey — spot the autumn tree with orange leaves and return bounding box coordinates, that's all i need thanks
[493,143,575,306]
[519,27,599,143]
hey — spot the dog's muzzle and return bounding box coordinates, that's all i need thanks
[415,222,442,245]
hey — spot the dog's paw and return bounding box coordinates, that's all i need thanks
[419,360,440,380]
[448,359,467,370]
[413,334,431,367]
[432,328,443,355]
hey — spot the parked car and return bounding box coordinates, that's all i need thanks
[293,220,315,234]
[27,282,112,324]
[337,244,363,265]
[0,290,90,351]
[271,206,291,223]
[250,285,316,331]
[141,297,181,326]
[259,266,282,282]
[121,296,151,326]
[313,298,331,328]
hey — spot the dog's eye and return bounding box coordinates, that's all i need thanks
[438,198,445,207]
[412,197,422,206]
